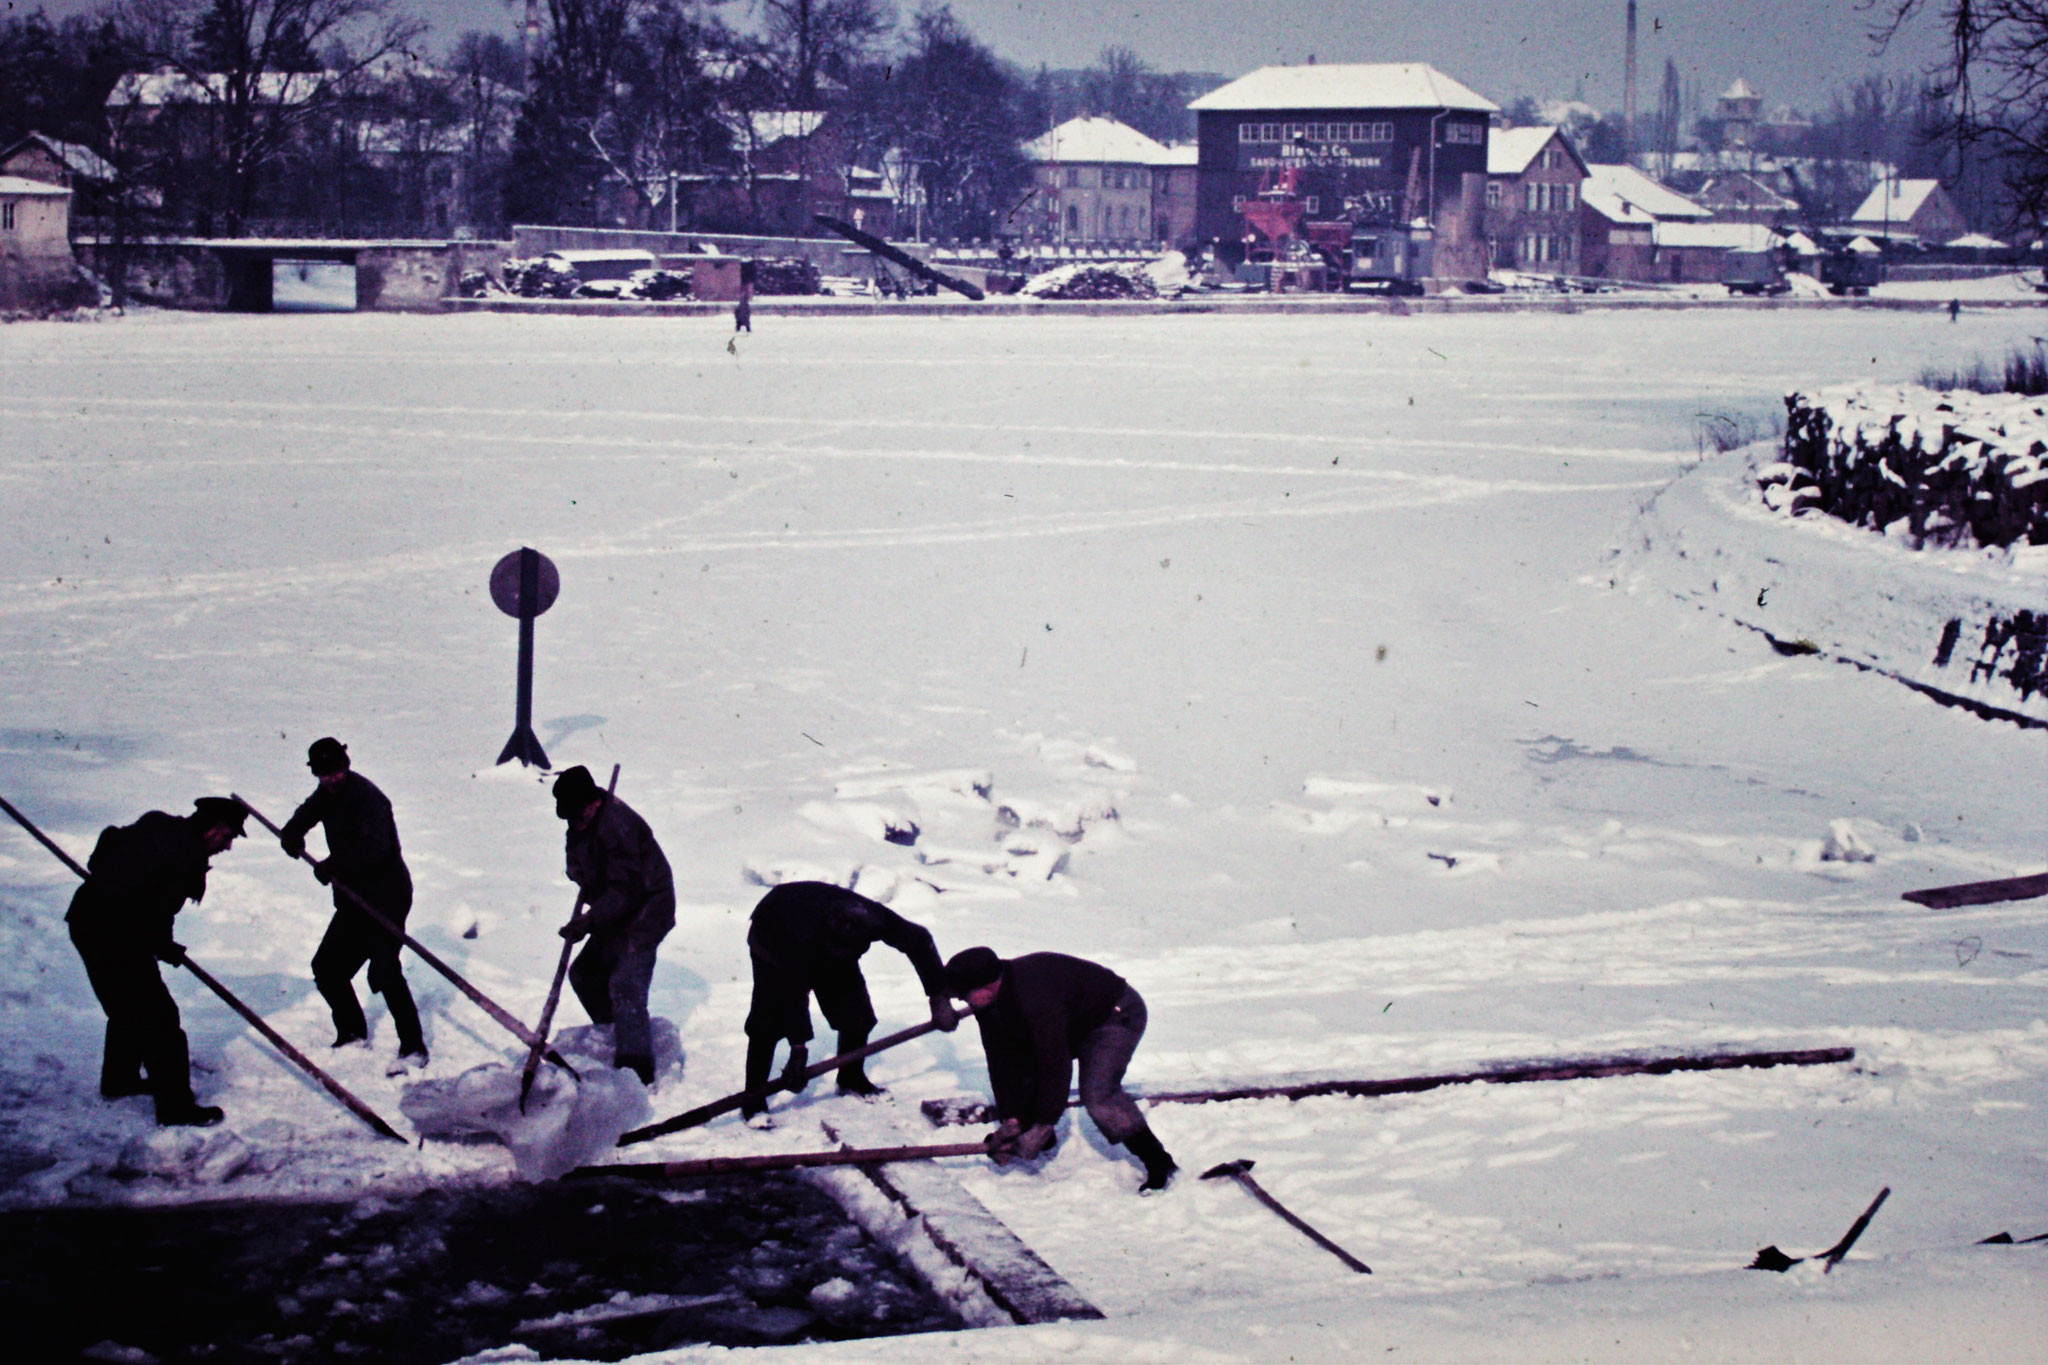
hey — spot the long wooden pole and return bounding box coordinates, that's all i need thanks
[574,1140,990,1181]
[520,761,619,1110]
[2,791,405,1141]
[620,1015,956,1146]
[234,794,578,1079]
[919,1046,1858,1126]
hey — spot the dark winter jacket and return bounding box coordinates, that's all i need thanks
[747,881,946,1019]
[973,952,1129,1128]
[65,811,214,957]
[565,794,675,937]
[281,771,412,907]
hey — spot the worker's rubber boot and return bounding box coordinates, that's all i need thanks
[616,1053,655,1086]
[1125,1125,1178,1195]
[741,1035,777,1118]
[835,1028,884,1097]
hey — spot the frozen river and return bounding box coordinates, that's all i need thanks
[1,306,2042,1360]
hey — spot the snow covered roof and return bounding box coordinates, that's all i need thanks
[0,175,72,197]
[1848,178,1941,224]
[1582,164,1711,221]
[1154,142,1200,166]
[1948,231,2008,249]
[1188,63,1498,114]
[1695,171,1798,212]
[728,110,825,147]
[1023,116,1172,166]
[108,68,326,107]
[4,132,115,183]
[1488,127,1565,176]
[1722,77,1758,101]
[1783,230,1823,255]
[1653,221,1783,252]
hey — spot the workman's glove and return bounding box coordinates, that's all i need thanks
[984,1117,1022,1164]
[1014,1123,1058,1161]
[156,941,187,967]
[928,994,960,1032]
[280,833,305,860]
[559,915,591,942]
[312,858,333,886]
[780,1044,810,1093]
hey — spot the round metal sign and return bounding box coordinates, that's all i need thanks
[489,548,560,618]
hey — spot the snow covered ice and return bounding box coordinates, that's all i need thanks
[0,302,2043,1360]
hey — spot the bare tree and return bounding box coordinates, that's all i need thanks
[757,0,892,105]
[1872,0,2048,227]
[118,0,422,234]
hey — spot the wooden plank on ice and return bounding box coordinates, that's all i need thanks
[920,1045,1858,1127]
[820,1118,1102,1326]
[1902,871,2048,909]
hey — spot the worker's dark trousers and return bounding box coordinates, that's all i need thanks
[69,917,197,1118]
[312,891,423,1055]
[569,896,673,1064]
[1075,986,1148,1144]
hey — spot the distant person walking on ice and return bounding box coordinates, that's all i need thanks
[67,796,246,1126]
[734,258,757,333]
[554,765,675,1085]
[741,882,959,1121]
[280,738,427,1074]
[943,946,1178,1194]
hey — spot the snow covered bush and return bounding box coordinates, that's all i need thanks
[752,258,821,295]
[1021,262,1161,301]
[1771,386,2048,548]
[500,256,580,298]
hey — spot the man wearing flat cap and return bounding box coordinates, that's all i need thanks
[554,765,675,1085]
[943,945,1178,1194]
[66,796,246,1126]
[279,738,426,1073]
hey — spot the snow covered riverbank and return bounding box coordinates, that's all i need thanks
[1,306,2043,1361]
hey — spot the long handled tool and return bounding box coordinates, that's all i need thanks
[234,794,578,1081]
[1,792,405,1142]
[519,762,619,1110]
[619,1014,962,1145]
[1749,1186,1892,1273]
[1201,1158,1371,1274]
[571,1139,989,1181]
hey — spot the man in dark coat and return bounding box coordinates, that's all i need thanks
[943,946,1178,1194]
[555,765,675,1085]
[279,738,425,1073]
[66,796,246,1126]
[742,881,958,1120]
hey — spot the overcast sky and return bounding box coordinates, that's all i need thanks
[25,0,1948,114]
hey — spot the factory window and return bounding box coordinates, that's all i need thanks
[1066,205,1080,235]
[1,202,13,231]
[1561,183,1576,210]
[1486,180,1502,208]
[1525,183,1540,212]
[1367,122,1393,141]
[1444,122,1484,145]
[1305,197,1319,214]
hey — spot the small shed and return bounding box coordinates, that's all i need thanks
[0,173,93,311]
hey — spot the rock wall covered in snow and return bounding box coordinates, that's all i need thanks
[1773,386,2048,549]
[1622,438,2048,727]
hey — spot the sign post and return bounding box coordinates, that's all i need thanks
[490,546,560,768]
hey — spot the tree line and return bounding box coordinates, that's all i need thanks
[0,0,1218,242]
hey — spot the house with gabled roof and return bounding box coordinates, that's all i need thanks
[1578,163,1707,282]
[1187,62,1498,286]
[1847,178,1968,246]
[1694,169,1800,227]
[1485,126,1585,271]
[1022,116,1172,244]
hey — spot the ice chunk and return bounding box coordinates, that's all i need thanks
[1821,819,1877,863]
[399,1062,651,1181]
[118,1127,252,1185]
